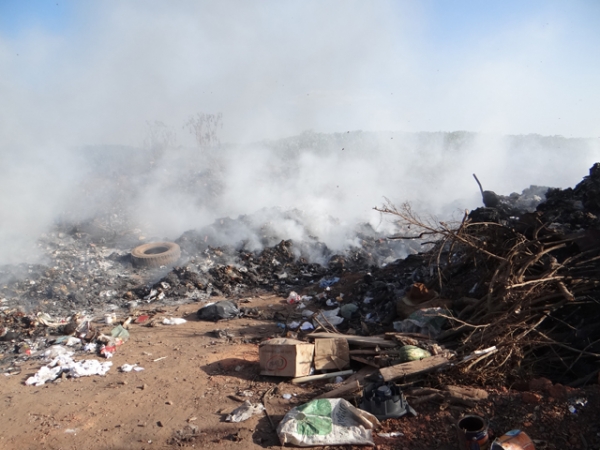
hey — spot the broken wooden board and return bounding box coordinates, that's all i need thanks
[307,332,398,348]
[350,356,380,368]
[379,354,450,382]
[315,366,376,399]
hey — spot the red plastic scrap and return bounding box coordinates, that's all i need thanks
[99,337,125,358]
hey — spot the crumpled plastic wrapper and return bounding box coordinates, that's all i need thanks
[225,400,265,422]
[25,354,112,386]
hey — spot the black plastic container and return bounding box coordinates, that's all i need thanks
[359,381,417,420]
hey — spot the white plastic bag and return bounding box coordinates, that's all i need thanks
[277,398,379,447]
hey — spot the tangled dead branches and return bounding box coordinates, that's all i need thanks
[376,199,600,386]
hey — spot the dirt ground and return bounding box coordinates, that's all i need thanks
[1,294,599,450]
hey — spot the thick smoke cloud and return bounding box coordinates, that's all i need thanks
[0,1,598,265]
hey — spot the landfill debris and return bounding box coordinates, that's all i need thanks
[291,369,354,385]
[277,398,380,447]
[259,338,314,377]
[339,303,359,319]
[43,345,74,359]
[225,400,265,422]
[300,321,314,331]
[282,393,293,400]
[286,291,301,304]
[110,325,130,341]
[26,354,112,386]
[312,308,344,327]
[360,381,417,420]
[54,336,82,346]
[104,313,116,325]
[119,364,144,372]
[378,431,404,438]
[134,314,150,324]
[196,300,240,321]
[568,397,587,414]
[393,307,450,338]
[314,338,350,371]
[319,277,340,288]
[162,317,187,325]
[397,345,432,362]
[491,429,535,449]
[457,415,489,450]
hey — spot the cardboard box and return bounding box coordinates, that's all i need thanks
[259,338,314,377]
[314,338,350,371]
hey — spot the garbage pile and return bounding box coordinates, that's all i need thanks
[377,163,600,386]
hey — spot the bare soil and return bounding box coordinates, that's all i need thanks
[1,294,599,450]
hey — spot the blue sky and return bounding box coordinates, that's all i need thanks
[0,0,598,146]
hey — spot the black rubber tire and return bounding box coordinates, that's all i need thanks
[131,242,181,268]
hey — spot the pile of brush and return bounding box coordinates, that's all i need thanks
[377,163,600,386]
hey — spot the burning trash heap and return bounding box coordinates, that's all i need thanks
[1,163,600,447]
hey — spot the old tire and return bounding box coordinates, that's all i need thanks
[131,242,181,268]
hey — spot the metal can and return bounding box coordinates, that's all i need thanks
[491,430,535,450]
[457,415,489,450]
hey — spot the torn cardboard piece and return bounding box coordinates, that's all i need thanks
[314,338,350,371]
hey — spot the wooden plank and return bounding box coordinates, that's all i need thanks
[291,369,354,384]
[384,332,433,340]
[379,355,450,382]
[315,366,376,399]
[307,332,398,348]
[350,356,380,368]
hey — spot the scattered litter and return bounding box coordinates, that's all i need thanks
[110,325,130,342]
[319,277,340,288]
[360,382,417,420]
[104,313,116,325]
[43,345,74,359]
[83,343,98,353]
[286,291,301,304]
[277,398,380,446]
[287,321,301,330]
[301,309,315,318]
[393,307,450,338]
[197,300,240,321]
[225,400,265,422]
[397,345,432,362]
[120,364,145,372]
[162,318,187,325]
[55,336,82,346]
[378,432,404,438]
[153,356,168,362]
[462,346,498,362]
[135,314,150,324]
[26,354,112,386]
[282,393,292,400]
[300,321,314,331]
[568,397,587,414]
[491,429,535,449]
[313,308,344,327]
[340,303,359,319]
[259,338,314,377]
[457,415,489,450]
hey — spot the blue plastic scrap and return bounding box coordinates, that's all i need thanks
[319,277,340,288]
